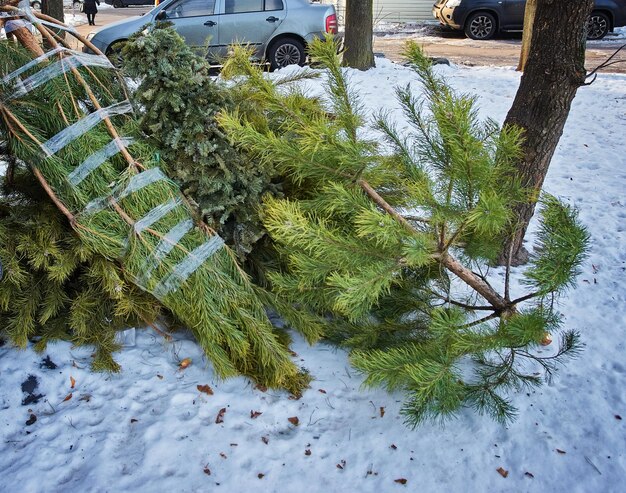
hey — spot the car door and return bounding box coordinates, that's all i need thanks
[216,0,285,60]
[502,0,526,29]
[160,0,219,56]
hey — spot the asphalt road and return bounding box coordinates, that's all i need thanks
[73,9,626,73]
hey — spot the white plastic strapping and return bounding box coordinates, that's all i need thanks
[117,168,169,201]
[2,46,65,84]
[135,218,194,288]
[2,18,33,35]
[42,101,132,156]
[67,137,134,186]
[152,235,225,299]
[134,197,183,234]
[10,52,113,100]
[40,19,78,35]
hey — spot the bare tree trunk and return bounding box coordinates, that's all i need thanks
[42,0,65,44]
[42,0,63,21]
[342,0,374,70]
[498,0,594,265]
[517,0,537,72]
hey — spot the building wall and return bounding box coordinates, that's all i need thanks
[328,0,435,24]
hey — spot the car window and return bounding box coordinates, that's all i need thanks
[166,0,216,17]
[264,0,283,11]
[224,0,263,14]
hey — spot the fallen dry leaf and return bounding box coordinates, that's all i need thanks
[130,418,138,423]
[215,408,226,424]
[390,444,397,450]
[203,466,211,476]
[380,406,385,418]
[616,415,623,420]
[496,467,509,478]
[305,449,312,456]
[178,357,192,370]
[255,384,268,392]
[288,416,299,426]
[394,478,407,485]
[220,452,227,459]
[336,460,346,470]
[156,374,163,380]
[257,473,265,479]
[318,389,327,394]
[197,384,214,395]
[70,376,76,389]
[25,413,37,426]
[261,436,269,445]
[62,393,72,402]
[525,472,535,478]
[250,410,262,419]
[556,449,566,454]
[230,443,238,447]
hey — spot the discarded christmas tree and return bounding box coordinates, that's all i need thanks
[121,25,272,259]
[0,162,164,371]
[0,4,306,393]
[219,39,589,424]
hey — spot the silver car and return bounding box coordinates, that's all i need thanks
[86,0,338,69]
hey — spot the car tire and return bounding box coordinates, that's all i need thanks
[113,0,124,8]
[31,1,41,9]
[587,12,610,40]
[267,38,306,71]
[106,41,127,69]
[464,12,497,40]
[73,1,81,9]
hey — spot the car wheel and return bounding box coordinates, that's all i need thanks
[113,0,124,8]
[465,12,497,40]
[587,12,610,40]
[31,1,41,9]
[268,38,306,71]
[73,1,82,9]
[106,41,127,69]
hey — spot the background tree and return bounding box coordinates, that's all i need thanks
[342,0,374,70]
[41,0,63,22]
[499,0,594,265]
[219,40,589,425]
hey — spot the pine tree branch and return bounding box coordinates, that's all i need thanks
[458,311,499,329]
[440,254,508,311]
[29,22,142,172]
[504,239,514,302]
[510,291,541,305]
[356,178,508,311]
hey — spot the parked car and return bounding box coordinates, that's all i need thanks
[30,0,83,9]
[104,0,156,8]
[433,0,626,40]
[87,0,338,69]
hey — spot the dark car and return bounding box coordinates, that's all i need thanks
[433,0,626,40]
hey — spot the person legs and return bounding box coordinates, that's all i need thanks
[87,13,95,25]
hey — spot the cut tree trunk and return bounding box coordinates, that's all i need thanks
[342,0,374,70]
[498,0,593,266]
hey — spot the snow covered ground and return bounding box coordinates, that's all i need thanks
[1,58,625,492]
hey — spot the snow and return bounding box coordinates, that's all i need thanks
[1,58,626,492]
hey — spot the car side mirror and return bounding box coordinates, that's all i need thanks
[155,11,167,21]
